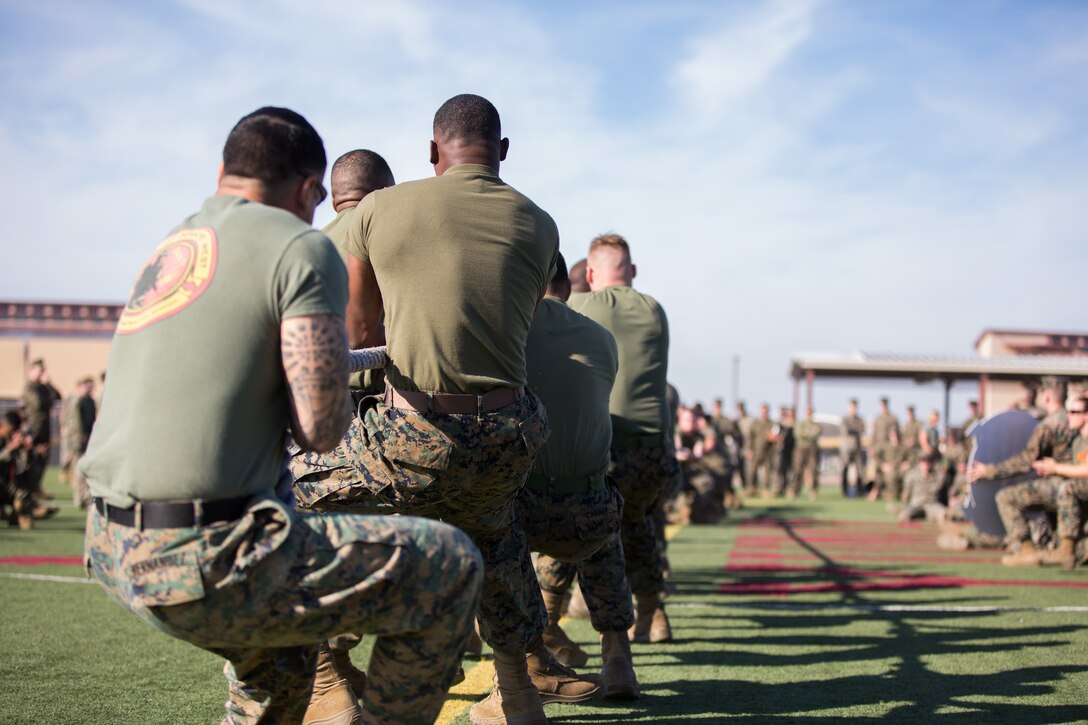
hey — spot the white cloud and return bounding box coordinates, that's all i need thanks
[1,0,1086,414]
[671,0,821,120]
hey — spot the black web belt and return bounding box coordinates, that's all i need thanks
[93,496,251,530]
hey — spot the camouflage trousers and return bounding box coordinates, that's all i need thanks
[872,445,901,500]
[608,443,672,598]
[840,446,864,494]
[291,392,549,655]
[749,447,775,492]
[1056,479,1088,540]
[792,446,819,495]
[521,482,634,632]
[85,494,482,724]
[65,454,90,508]
[996,477,1060,545]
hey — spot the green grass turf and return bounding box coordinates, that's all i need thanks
[2,471,1087,723]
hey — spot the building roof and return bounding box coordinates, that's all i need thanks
[0,300,122,338]
[790,351,1088,382]
[973,328,1088,350]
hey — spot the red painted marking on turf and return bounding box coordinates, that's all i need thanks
[719,577,1088,595]
[735,534,935,544]
[727,551,1001,565]
[0,556,83,566]
[739,518,924,529]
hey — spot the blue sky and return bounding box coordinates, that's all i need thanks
[2,0,1086,420]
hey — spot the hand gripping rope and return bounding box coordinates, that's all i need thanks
[347,346,388,373]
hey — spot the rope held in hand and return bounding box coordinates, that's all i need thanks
[348,346,388,373]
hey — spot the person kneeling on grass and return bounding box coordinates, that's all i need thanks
[1030,396,1088,570]
[80,107,482,724]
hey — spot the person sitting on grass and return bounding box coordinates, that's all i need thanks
[898,455,946,523]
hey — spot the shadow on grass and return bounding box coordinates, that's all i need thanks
[576,508,1088,723]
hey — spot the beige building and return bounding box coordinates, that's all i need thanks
[0,301,120,402]
[975,329,1088,412]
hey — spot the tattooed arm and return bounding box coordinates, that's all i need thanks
[281,314,352,452]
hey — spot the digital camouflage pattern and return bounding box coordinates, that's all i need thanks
[995,478,1061,545]
[85,493,482,724]
[291,392,549,655]
[608,442,672,597]
[520,483,634,631]
[1056,478,1088,541]
[792,419,821,495]
[900,418,923,467]
[989,410,1076,479]
[535,539,633,632]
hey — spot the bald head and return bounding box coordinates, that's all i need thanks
[330,149,394,211]
[586,233,636,291]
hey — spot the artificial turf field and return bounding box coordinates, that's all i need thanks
[2,470,1087,724]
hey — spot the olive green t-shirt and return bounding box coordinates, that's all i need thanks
[344,164,558,394]
[526,297,618,477]
[81,195,347,506]
[322,205,383,391]
[570,285,669,436]
[322,207,355,264]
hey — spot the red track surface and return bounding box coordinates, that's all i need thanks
[0,556,82,566]
[720,518,1088,596]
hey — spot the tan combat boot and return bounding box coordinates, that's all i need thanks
[1039,537,1078,570]
[540,589,588,668]
[1000,540,1040,567]
[303,645,362,725]
[469,650,547,725]
[600,630,640,700]
[526,638,600,704]
[628,595,672,644]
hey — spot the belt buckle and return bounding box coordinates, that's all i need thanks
[193,500,204,528]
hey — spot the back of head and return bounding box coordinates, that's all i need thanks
[587,233,634,290]
[433,94,501,143]
[330,149,394,206]
[1040,376,1068,405]
[222,107,326,188]
[569,258,589,293]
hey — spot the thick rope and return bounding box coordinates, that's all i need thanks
[347,346,388,373]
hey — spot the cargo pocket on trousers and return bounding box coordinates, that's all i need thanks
[369,415,453,502]
[518,404,550,457]
[127,551,206,609]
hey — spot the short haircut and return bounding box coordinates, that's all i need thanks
[589,233,630,259]
[880,397,889,405]
[331,149,394,196]
[222,107,326,187]
[78,376,94,386]
[30,359,44,368]
[4,410,22,428]
[907,405,915,413]
[1041,376,1068,399]
[550,252,569,288]
[433,94,501,143]
[849,398,858,405]
[569,258,588,293]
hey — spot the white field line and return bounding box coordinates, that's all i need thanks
[671,601,1088,613]
[0,572,95,585]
